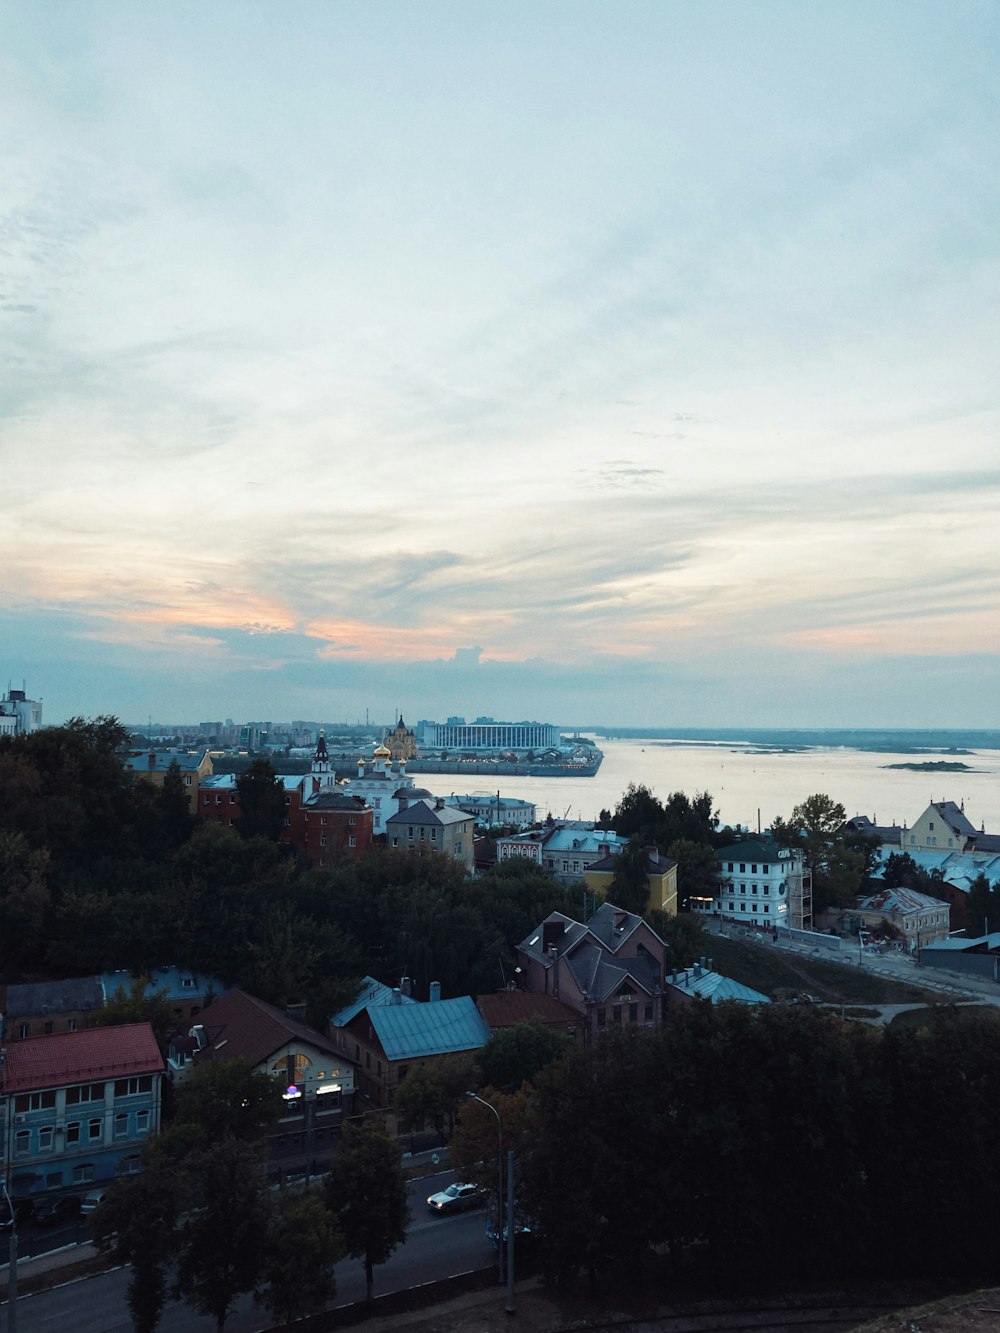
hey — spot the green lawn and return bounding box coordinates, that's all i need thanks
[889,1004,1000,1032]
[702,934,951,1005]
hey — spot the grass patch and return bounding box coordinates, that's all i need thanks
[889,1004,1000,1032]
[703,934,951,1005]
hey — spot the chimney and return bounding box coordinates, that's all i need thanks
[285,1002,307,1023]
[429,981,441,1002]
[400,976,412,998]
[435,797,445,810]
[191,1023,206,1049]
[391,987,402,1005]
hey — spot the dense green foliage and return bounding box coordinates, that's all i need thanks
[324,1119,409,1302]
[771,793,879,914]
[519,1005,1000,1290]
[0,722,583,1023]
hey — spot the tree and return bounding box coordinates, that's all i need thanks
[610,837,653,916]
[477,1020,571,1093]
[174,1058,285,1144]
[93,1164,180,1333]
[256,1193,342,1324]
[324,1119,409,1302]
[91,976,177,1050]
[0,831,50,970]
[611,783,663,841]
[236,759,286,841]
[173,1138,273,1331]
[772,794,864,914]
[666,838,719,912]
[393,1054,476,1136]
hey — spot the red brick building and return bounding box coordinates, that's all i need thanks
[198,773,372,867]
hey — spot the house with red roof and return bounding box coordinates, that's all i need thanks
[0,1023,163,1202]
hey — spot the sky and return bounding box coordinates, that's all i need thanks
[2,1,999,730]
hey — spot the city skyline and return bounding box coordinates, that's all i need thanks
[3,2,999,728]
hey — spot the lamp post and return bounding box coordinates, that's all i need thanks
[466,1092,504,1285]
[1,1175,17,1333]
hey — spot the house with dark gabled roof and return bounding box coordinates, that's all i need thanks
[584,847,678,916]
[905,801,983,854]
[386,798,475,871]
[515,902,668,1042]
[175,988,358,1179]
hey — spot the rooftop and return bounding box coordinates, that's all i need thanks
[1,1023,163,1093]
[194,989,341,1066]
[368,995,490,1061]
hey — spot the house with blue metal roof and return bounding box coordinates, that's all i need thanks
[665,961,770,1007]
[336,982,490,1107]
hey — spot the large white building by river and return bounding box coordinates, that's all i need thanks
[416,717,560,752]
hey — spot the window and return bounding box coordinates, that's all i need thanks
[762,864,769,873]
[136,1110,151,1133]
[73,1164,96,1184]
[741,903,746,912]
[14,1091,56,1113]
[644,1003,654,1021]
[764,904,770,914]
[763,885,769,895]
[348,835,356,848]
[612,1006,622,1024]
[89,1118,103,1141]
[751,884,757,895]
[114,1113,129,1138]
[751,864,757,873]
[739,863,746,872]
[120,1155,142,1175]
[38,1127,54,1152]
[929,821,935,831]
[727,862,734,872]
[628,1003,638,1023]
[14,1130,29,1156]
[348,815,356,826]
[17,1023,29,1039]
[66,1121,80,1144]
[114,1076,153,1098]
[67,1018,78,1032]
[597,1008,606,1027]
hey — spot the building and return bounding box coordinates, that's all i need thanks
[333,984,490,1108]
[902,801,1000,855]
[584,847,678,916]
[174,989,355,1176]
[298,790,373,866]
[515,902,668,1042]
[0,977,105,1042]
[476,990,585,1045]
[443,793,537,828]
[0,1023,164,1200]
[341,745,420,836]
[497,823,625,884]
[386,798,475,872]
[664,960,771,1007]
[851,886,951,950]
[0,685,42,736]
[711,838,809,929]
[383,716,419,763]
[416,717,560,752]
[124,749,214,815]
[199,766,373,867]
[100,968,224,1026]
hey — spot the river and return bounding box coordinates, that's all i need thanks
[441,738,1000,832]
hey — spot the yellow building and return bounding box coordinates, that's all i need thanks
[124,749,214,814]
[584,848,678,917]
[383,716,419,763]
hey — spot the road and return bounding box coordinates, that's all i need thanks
[7,1171,497,1333]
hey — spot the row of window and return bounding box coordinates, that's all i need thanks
[727,902,773,914]
[14,1110,151,1154]
[596,1001,655,1026]
[16,1076,154,1114]
[725,861,773,874]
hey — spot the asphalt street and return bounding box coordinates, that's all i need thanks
[6,1170,496,1333]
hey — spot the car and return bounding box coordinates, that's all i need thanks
[80,1189,107,1214]
[33,1194,82,1227]
[0,1198,34,1230]
[426,1182,482,1214]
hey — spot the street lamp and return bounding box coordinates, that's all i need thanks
[1,1175,18,1333]
[465,1092,504,1287]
